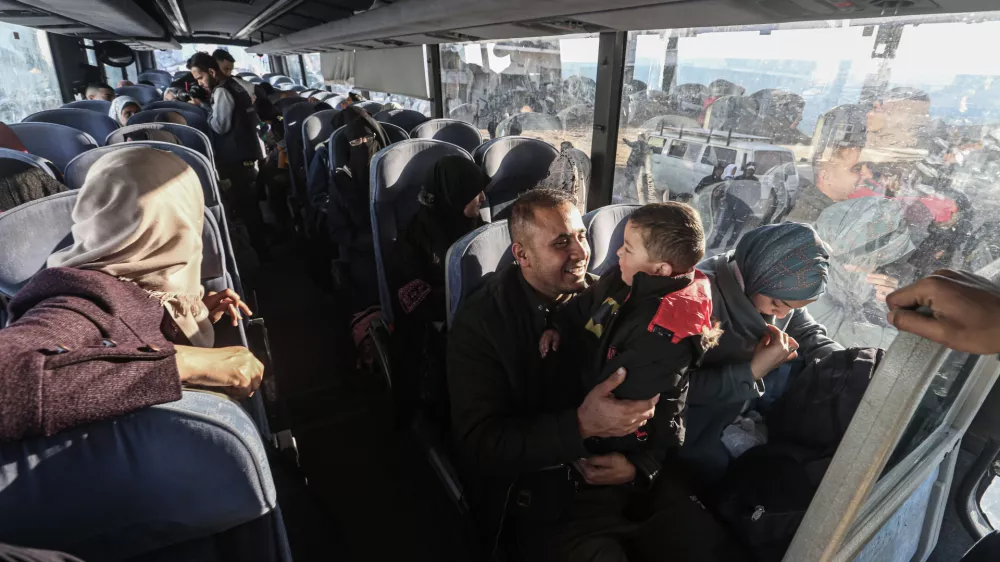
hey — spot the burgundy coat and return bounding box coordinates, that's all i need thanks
[0,267,183,442]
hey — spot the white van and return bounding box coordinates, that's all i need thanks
[644,127,799,199]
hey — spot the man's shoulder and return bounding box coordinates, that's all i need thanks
[452,264,517,328]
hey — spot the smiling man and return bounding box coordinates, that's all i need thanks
[448,190,743,561]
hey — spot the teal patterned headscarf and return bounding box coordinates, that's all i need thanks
[734,222,830,301]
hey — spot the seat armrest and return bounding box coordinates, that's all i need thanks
[0,391,277,561]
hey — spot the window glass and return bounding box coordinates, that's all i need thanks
[367,91,432,116]
[613,13,1000,465]
[440,34,600,155]
[0,22,61,123]
[153,45,270,77]
[287,56,305,85]
[302,53,325,89]
[104,60,138,88]
[84,39,97,67]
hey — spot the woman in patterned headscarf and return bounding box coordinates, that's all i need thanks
[682,222,843,482]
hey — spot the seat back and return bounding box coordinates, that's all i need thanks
[23,108,118,147]
[373,109,429,134]
[410,119,483,154]
[481,137,559,221]
[143,100,204,113]
[116,85,161,106]
[138,72,172,89]
[0,147,58,180]
[357,101,383,114]
[8,123,97,173]
[106,123,215,163]
[126,108,210,137]
[382,122,410,144]
[275,96,309,115]
[62,99,112,114]
[444,220,513,327]
[302,109,341,171]
[283,102,324,201]
[237,72,259,79]
[272,76,293,87]
[172,71,189,80]
[370,139,472,326]
[583,205,639,277]
[300,89,319,99]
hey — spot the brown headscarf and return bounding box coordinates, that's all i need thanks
[46,147,213,347]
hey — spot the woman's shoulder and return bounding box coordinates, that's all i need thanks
[9,267,157,321]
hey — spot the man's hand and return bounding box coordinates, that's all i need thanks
[887,270,1000,354]
[750,325,799,380]
[573,453,636,486]
[577,368,659,439]
[203,288,253,326]
[176,345,264,398]
[188,98,203,107]
[539,329,560,358]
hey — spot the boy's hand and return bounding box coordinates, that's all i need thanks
[539,329,561,358]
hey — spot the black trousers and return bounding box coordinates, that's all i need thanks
[218,162,267,257]
[516,462,748,562]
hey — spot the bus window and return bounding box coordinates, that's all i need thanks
[104,59,138,87]
[302,53,324,89]
[702,146,737,167]
[0,21,61,122]
[286,55,305,85]
[439,34,599,155]
[367,91,432,117]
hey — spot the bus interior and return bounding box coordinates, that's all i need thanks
[1,0,1000,560]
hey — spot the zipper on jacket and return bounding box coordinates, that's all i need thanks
[491,481,516,559]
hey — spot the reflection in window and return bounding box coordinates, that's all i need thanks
[287,56,305,85]
[302,53,326,89]
[440,34,599,155]
[153,45,270,77]
[0,22,62,123]
[367,91,431,117]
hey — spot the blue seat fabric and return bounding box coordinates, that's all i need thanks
[9,123,97,173]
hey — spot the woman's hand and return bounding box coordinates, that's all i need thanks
[203,289,253,326]
[175,345,263,398]
[573,453,636,486]
[750,325,799,380]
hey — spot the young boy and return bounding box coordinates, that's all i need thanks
[542,202,720,487]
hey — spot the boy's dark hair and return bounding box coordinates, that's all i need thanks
[187,51,221,74]
[628,202,704,272]
[212,49,236,64]
[509,189,577,245]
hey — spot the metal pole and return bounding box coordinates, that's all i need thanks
[297,54,308,86]
[587,31,627,212]
[430,45,445,119]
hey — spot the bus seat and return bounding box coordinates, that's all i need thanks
[410,119,483,154]
[357,101,383,115]
[127,108,210,137]
[247,76,264,84]
[271,76,293,87]
[116,85,161,106]
[302,109,341,171]
[274,96,309,115]
[23,109,118,148]
[107,123,216,164]
[374,109,429,134]
[314,91,335,102]
[283,102,326,202]
[326,94,347,108]
[237,72,259,80]
[495,113,563,136]
[327,122,409,171]
[138,72,172,90]
[370,139,472,328]
[143,100,207,113]
[300,89,320,99]
[583,204,639,277]
[261,73,279,82]
[444,220,513,328]
[144,69,172,78]
[172,70,189,80]
[382,122,410,144]
[62,99,111,114]
[0,147,59,181]
[8,123,97,174]
[480,137,559,221]
[287,85,308,93]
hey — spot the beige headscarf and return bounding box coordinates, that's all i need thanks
[47,147,214,347]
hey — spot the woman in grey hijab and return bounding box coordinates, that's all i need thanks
[808,196,917,350]
[683,222,842,482]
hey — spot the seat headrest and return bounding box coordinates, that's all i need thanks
[23,109,118,147]
[115,85,161,106]
[0,191,225,297]
[445,220,513,328]
[481,137,559,221]
[143,100,204,113]
[126,108,209,136]
[65,142,220,209]
[8,123,98,173]
[0,147,58,180]
[373,109,429,134]
[106,123,214,163]
[62,100,112,114]
[584,204,639,277]
[410,119,483,153]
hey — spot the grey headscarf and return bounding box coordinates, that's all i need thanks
[109,96,141,126]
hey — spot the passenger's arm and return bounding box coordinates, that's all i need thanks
[785,306,843,360]
[0,298,182,442]
[447,319,589,476]
[687,361,763,406]
[207,87,235,136]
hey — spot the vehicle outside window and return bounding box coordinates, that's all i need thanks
[613,13,1000,461]
[154,45,270,77]
[0,22,61,123]
[440,34,600,155]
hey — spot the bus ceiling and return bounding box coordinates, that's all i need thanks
[0,0,997,53]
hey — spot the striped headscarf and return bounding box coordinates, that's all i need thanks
[733,222,830,301]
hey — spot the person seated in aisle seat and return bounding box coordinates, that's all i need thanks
[108,96,141,127]
[395,156,487,324]
[155,110,188,126]
[85,82,115,102]
[0,124,67,211]
[213,49,256,99]
[448,189,746,562]
[683,223,840,484]
[186,51,267,260]
[0,148,262,443]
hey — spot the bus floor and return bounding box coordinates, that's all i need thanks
[249,240,474,562]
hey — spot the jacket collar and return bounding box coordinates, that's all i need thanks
[514,265,592,318]
[628,270,693,301]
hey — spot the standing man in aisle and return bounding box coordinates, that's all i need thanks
[186,51,268,260]
[213,49,256,99]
